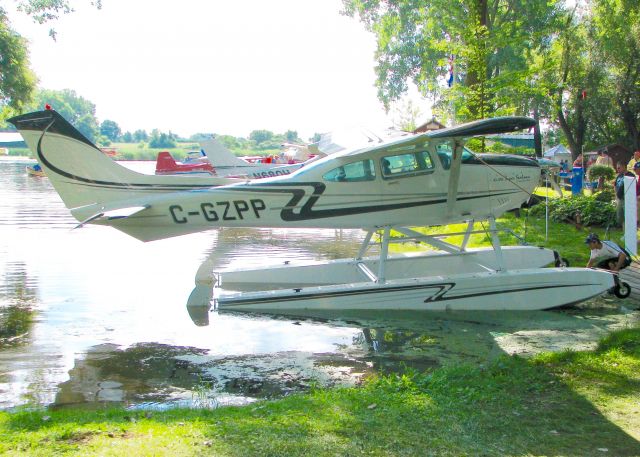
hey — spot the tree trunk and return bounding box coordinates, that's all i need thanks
[557,90,585,160]
[533,104,542,157]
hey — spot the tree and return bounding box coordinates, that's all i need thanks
[538,2,635,159]
[591,0,640,150]
[100,119,121,142]
[10,0,102,38]
[121,131,133,142]
[148,129,176,148]
[188,133,214,142]
[249,129,273,144]
[0,12,36,114]
[133,129,148,142]
[0,1,101,120]
[284,130,299,143]
[544,10,592,159]
[342,0,564,122]
[391,98,421,132]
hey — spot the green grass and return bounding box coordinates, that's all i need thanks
[2,327,640,455]
[389,208,625,268]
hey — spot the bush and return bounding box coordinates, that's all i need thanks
[466,138,535,156]
[529,194,616,226]
[587,164,615,182]
[594,188,615,203]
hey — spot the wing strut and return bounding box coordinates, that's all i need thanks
[445,140,465,219]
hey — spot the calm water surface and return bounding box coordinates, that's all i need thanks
[1,157,638,410]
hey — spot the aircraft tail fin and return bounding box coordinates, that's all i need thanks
[155,151,179,174]
[8,109,227,223]
[200,138,247,167]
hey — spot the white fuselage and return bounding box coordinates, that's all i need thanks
[103,144,539,241]
[13,111,540,242]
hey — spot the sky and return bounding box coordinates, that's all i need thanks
[9,0,425,140]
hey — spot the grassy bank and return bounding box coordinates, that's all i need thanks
[1,327,639,456]
[395,210,624,268]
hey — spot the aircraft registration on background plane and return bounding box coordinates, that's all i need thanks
[9,108,625,312]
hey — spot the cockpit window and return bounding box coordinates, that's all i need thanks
[381,150,434,179]
[323,159,376,182]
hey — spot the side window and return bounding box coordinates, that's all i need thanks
[381,150,434,179]
[323,159,376,182]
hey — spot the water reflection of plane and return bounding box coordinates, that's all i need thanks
[216,305,640,371]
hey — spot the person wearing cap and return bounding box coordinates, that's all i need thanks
[585,233,628,271]
[627,149,640,172]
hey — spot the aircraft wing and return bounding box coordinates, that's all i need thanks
[426,116,535,139]
[335,116,536,221]
[338,116,536,159]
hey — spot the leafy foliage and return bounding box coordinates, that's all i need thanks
[99,119,120,141]
[12,0,102,39]
[466,138,534,155]
[148,129,177,148]
[342,0,564,122]
[0,1,101,120]
[529,193,616,226]
[249,129,274,144]
[343,1,638,158]
[587,164,616,182]
[591,0,640,150]
[0,13,36,113]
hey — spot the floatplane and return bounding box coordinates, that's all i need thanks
[9,108,621,312]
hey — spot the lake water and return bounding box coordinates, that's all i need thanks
[1,157,639,410]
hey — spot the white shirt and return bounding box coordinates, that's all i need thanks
[590,241,622,263]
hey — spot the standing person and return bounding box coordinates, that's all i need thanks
[627,149,640,172]
[595,150,614,167]
[615,161,635,226]
[573,154,584,168]
[585,233,629,271]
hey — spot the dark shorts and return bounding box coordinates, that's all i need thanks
[596,257,620,270]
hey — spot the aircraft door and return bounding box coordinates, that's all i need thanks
[379,147,443,223]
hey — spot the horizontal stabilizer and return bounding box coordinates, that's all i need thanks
[73,205,149,229]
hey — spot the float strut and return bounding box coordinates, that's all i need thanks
[489,217,506,271]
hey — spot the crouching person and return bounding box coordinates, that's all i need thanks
[585,233,629,272]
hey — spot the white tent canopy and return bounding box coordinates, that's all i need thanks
[543,144,571,158]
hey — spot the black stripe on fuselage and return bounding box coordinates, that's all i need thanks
[211,181,522,221]
[36,133,218,191]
